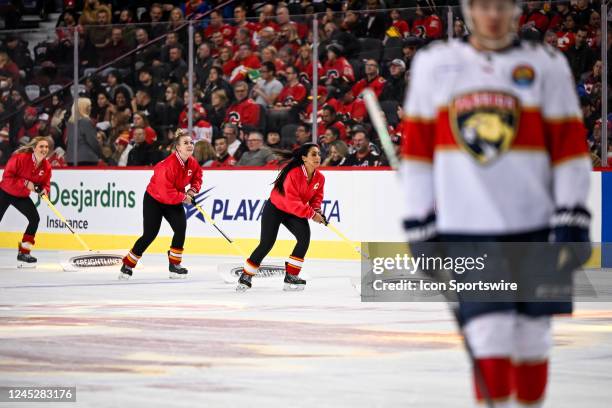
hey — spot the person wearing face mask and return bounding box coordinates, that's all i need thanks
[236,143,326,292]
[0,136,52,267]
[119,130,202,280]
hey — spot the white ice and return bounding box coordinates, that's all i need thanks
[0,249,611,408]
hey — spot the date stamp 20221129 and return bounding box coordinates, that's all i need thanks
[0,387,76,402]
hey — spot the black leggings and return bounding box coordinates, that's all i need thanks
[249,200,311,265]
[0,188,40,236]
[132,192,187,256]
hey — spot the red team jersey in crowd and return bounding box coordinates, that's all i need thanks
[211,154,237,167]
[401,39,591,235]
[555,31,576,51]
[146,152,203,205]
[323,57,355,83]
[0,152,52,197]
[204,24,236,40]
[270,165,325,219]
[519,11,550,33]
[225,98,261,127]
[295,60,324,82]
[411,14,443,39]
[318,120,348,143]
[338,98,367,122]
[351,76,386,98]
[277,82,307,106]
[391,20,410,37]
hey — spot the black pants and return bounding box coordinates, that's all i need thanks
[249,200,311,265]
[132,192,186,256]
[0,188,40,236]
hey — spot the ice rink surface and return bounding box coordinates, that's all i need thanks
[1,249,611,407]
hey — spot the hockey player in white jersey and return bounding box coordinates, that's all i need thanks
[401,0,592,406]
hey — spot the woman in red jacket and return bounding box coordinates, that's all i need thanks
[237,143,326,292]
[120,130,202,280]
[0,136,52,266]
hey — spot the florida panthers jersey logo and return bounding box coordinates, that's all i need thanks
[449,91,520,164]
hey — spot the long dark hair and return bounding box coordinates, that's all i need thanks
[273,143,319,195]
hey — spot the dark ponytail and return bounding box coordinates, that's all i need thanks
[273,143,318,195]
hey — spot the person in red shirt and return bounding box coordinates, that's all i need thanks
[518,1,550,34]
[270,65,308,125]
[0,136,51,266]
[178,103,213,143]
[233,5,259,33]
[237,143,326,292]
[388,9,410,38]
[351,59,386,99]
[225,81,261,128]
[317,105,348,143]
[295,44,323,86]
[256,3,280,32]
[204,10,235,40]
[338,85,367,124]
[278,73,307,106]
[411,4,443,39]
[211,136,237,167]
[323,43,355,86]
[120,130,203,280]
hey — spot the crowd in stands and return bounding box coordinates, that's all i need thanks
[0,0,609,168]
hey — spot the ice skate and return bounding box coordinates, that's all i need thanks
[118,264,133,280]
[236,272,253,292]
[283,273,306,291]
[169,263,188,279]
[17,252,37,268]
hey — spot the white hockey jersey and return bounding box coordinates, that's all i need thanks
[401,38,591,235]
